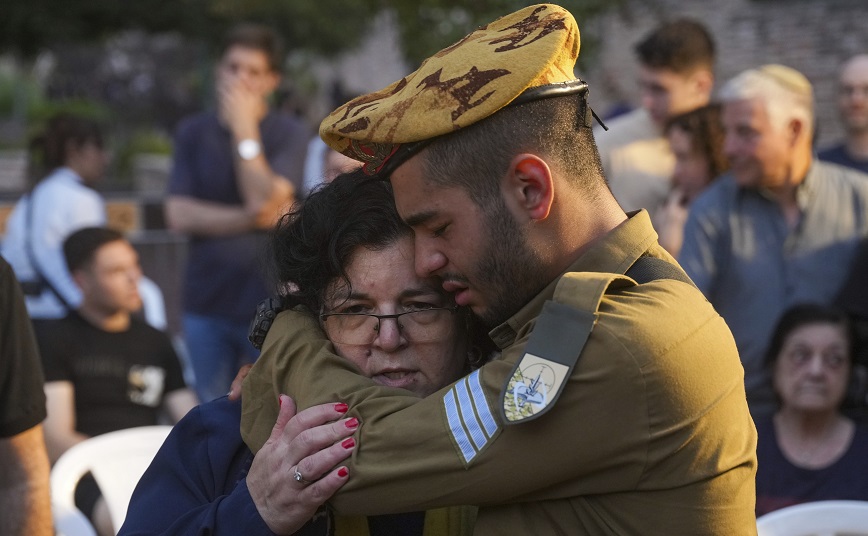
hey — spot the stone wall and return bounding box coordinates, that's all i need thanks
[581,0,868,147]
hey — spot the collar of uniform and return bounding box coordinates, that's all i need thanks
[488,209,659,350]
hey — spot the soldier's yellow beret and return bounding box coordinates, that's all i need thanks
[319,3,586,176]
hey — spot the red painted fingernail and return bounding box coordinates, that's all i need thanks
[338,467,349,478]
[342,438,355,449]
[278,396,283,408]
[335,402,349,413]
[345,417,359,429]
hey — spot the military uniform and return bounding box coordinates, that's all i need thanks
[241,210,757,535]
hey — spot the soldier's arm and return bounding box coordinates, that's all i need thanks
[242,308,647,515]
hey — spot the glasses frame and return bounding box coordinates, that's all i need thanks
[320,306,458,344]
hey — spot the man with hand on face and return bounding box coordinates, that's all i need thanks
[165,23,309,403]
[241,5,757,534]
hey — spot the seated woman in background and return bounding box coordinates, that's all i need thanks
[655,104,728,257]
[755,303,868,516]
[120,170,484,535]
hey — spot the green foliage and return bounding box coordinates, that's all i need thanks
[1,0,623,65]
[380,0,625,66]
[112,128,173,186]
[26,98,111,124]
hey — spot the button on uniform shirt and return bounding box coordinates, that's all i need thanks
[679,161,868,416]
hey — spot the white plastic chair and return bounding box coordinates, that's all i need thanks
[50,425,172,533]
[53,500,98,536]
[756,500,868,536]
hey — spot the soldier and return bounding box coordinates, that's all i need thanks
[241,4,757,534]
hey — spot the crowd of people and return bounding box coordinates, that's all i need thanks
[3,3,868,535]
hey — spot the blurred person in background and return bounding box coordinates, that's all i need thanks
[40,227,197,536]
[680,65,868,419]
[1,113,108,324]
[819,54,868,174]
[0,113,169,335]
[596,18,716,221]
[655,103,728,256]
[0,256,52,536]
[165,22,309,402]
[755,303,868,516]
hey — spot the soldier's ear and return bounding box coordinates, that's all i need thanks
[504,154,554,221]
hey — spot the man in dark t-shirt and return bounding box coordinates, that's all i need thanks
[38,227,198,536]
[39,228,197,461]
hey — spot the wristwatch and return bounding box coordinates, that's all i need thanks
[237,139,262,160]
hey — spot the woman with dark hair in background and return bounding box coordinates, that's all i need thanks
[755,303,868,516]
[1,112,108,323]
[655,104,728,257]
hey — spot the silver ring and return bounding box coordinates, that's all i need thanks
[293,467,313,485]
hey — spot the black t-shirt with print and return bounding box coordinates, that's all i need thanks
[38,312,186,436]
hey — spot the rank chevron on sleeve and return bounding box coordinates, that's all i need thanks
[443,369,499,464]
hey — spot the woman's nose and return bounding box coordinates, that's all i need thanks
[374,317,406,352]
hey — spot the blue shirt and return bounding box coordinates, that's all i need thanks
[679,162,868,415]
[120,397,433,536]
[168,111,309,322]
[120,397,284,535]
[818,143,868,175]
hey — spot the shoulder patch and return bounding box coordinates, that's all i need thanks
[500,300,595,424]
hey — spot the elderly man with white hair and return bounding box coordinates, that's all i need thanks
[679,64,868,419]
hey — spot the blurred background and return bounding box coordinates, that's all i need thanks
[2,0,867,336]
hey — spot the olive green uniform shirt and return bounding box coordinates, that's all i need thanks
[242,210,757,535]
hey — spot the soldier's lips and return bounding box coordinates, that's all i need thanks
[442,281,471,306]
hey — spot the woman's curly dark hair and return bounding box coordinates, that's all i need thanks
[268,169,411,312]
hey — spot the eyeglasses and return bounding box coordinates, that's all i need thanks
[320,306,457,345]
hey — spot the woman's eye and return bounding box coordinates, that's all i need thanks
[404,302,438,312]
[339,304,369,315]
[789,348,811,364]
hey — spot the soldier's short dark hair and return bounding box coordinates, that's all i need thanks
[422,94,606,208]
[64,227,125,273]
[634,19,715,74]
[221,23,284,72]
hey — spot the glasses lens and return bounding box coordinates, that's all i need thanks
[399,309,453,342]
[324,314,379,345]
